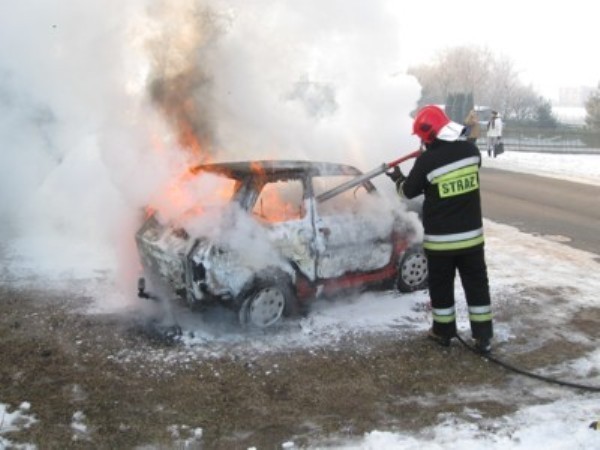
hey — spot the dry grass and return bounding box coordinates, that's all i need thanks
[0,286,597,449]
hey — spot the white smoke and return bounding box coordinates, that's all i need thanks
[0,0,421,301]
[197,0,421,163]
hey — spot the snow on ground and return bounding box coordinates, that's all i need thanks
[1,151,600,449]
[331,397,600,449]
[320,152,600,449]
[0,402,36,449]
[482,150,600,187]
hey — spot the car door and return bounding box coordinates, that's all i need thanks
[311,175,395,280]
[250,177,317,281]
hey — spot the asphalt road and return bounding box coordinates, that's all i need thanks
[480,167,600,257]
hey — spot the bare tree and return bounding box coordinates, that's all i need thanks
[408,46,493,107]
[408,46,548,121]
[506,84,539,121]
[485,54,520,113]
[436,46,495,101]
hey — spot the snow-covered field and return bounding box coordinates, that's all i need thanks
[482,150,600,187]
[2,151,600,449]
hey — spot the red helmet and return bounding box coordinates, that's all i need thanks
[412,105,451,144]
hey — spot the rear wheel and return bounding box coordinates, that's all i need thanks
[396,246,428,292]
[237,272,298,328]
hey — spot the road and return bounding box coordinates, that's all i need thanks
[480,167,600,257]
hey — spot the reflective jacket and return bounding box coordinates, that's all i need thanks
[398,139,484,254]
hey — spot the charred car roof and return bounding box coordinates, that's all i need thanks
[189,160,364,181]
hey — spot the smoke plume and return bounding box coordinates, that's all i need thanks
[0,0,421,300]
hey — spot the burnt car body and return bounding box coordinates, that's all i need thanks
[136,160,427,328]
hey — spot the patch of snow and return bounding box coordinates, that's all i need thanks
[166,424,204,447]
[327,397,600,449]
[0,402,37,450]
[71,411,90,441]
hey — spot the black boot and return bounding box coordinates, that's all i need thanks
[474,337,491,354]
[427,328,451,347]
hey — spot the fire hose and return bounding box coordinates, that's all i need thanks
[316,148,422,203]
[456,333,600,393]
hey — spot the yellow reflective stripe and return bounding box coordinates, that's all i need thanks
[424,235,484,251]
[469,305,492,322]
[431,165,479,184]
[433,313,456,324]
[468,305,492,322]
[425,228,483,242]
[433,307,455,324]
[469,312,493,322]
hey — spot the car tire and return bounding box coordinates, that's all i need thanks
[237,271,298,329]
[396,246,428,292]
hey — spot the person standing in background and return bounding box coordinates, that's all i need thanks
[464,110,481,145]
[486,110,503,157]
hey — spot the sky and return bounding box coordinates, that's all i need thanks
[391,0,600,100]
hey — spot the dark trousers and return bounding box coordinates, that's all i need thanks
[427,247,493,340]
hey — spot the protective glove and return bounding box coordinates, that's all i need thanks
[385,166,406,184]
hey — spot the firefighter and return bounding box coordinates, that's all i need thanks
[387,105,493,353]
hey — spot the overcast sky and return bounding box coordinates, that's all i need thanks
[390,0,599,100]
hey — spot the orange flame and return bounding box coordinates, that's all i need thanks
[177,116,206,160]
[147,125,301,225]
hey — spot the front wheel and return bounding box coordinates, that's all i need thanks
[237,272,298,329]
[396,246,428,292]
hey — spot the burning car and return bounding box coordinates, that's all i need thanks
[136,160,427,328]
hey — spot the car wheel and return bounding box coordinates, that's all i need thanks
[237,272,298,328]
[396,246,428,292]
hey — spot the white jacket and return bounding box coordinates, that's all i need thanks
[487,116,503,137]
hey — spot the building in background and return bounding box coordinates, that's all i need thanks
[550,86,593,126]
[552,106,586,126]
[558,86,594,106]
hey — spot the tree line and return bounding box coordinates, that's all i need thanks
[407,46,562,129]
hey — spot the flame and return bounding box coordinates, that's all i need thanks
[145,91,216,222]
[170,92,212,161]
[143,2,232,224]
[248,162,304,224]
[252,187,303,223]
[250,161,266,177]
[145,135,300,226]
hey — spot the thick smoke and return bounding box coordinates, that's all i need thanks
[143,0,420,163]
[144,1,222,160]
[0,0,421,302]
